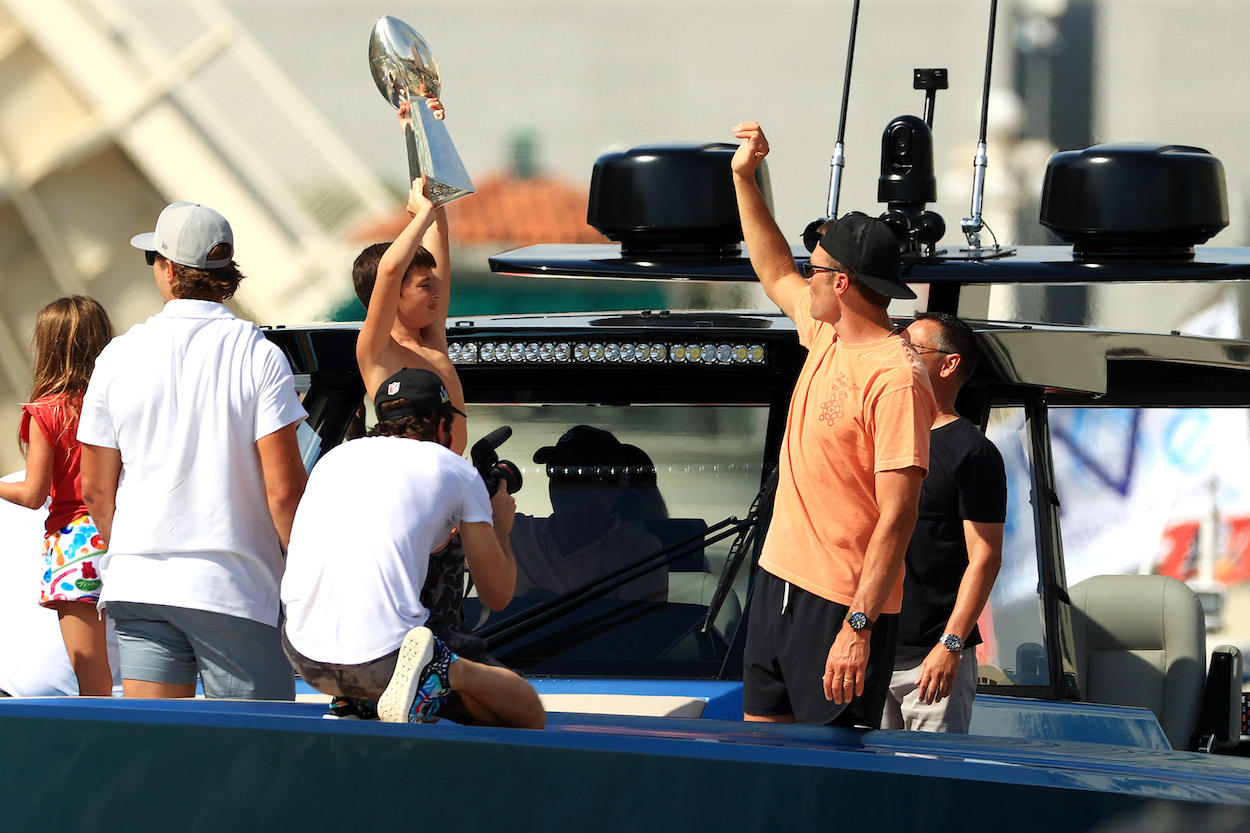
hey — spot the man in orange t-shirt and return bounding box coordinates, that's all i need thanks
[731,121,936,726]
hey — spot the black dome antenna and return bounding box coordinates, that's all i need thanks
[877,71,947,256]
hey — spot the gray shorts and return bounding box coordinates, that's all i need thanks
[881,644,978,733]
[108,601,295,700]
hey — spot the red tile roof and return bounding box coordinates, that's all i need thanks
[351,172,607,246]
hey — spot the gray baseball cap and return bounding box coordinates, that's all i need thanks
[130,202,234,268]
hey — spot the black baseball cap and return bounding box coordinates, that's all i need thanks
[374,368,465,421]
[533,425,625,465]
[809,212,914,300]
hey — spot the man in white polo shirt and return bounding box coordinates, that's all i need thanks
[79,201,308,700]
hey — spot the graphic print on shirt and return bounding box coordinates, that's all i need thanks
[820,371,861,426]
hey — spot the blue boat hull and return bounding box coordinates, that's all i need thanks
[3,697,1249,832]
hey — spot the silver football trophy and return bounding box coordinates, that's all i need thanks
[368,16,474,206]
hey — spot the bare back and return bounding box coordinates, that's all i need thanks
[362,335,467,455]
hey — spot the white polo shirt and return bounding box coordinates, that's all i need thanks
[281,436,492,665]
[78,299,307,626]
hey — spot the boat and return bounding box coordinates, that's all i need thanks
[5,3,1250,830]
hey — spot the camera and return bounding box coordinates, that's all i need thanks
[470,426,523,496]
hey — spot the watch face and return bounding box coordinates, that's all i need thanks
[942,634,963,652]
[848,612,868,631]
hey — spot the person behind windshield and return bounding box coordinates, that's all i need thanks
[281,368,544,728]
[731,121,935,728]
[511,426,667,603]
[883,311,1006,733]
[615,443,669,522]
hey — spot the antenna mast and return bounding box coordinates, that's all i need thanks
[826,0,862,220]
[961,0,999,249]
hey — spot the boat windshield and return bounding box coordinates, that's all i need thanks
[458,402,770,678]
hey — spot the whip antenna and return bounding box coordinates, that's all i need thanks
[826,0,863,220]
[961,0,999,248]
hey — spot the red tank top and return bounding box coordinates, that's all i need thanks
[21,392,89,535]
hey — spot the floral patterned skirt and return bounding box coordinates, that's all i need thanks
[41,514,106,607]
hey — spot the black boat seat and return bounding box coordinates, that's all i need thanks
[1193,643,1243,752]
[1069,574,1206,751]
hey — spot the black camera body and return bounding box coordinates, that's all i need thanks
[470,426,523,496]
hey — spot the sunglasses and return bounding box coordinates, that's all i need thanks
[144,250,158,266]
[800,261,841,280]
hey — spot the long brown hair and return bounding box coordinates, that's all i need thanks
[23,295,114,450]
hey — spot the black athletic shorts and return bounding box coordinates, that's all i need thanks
[743,569,899,727]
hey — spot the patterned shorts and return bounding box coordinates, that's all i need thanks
[41,514,107,607]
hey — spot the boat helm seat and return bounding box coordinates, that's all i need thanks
[1069,574,1206,751]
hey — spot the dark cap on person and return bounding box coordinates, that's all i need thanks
[808,212,914,300]
[533,425,625,465]
[373,368,465,421]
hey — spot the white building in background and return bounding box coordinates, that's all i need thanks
[0,0,398,471]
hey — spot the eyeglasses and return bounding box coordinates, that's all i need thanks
[144,250,158,266]
[800,261,841,280]
[911,344,954,356]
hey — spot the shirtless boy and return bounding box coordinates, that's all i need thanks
[354,97,467,454]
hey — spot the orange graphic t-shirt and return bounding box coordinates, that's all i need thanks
[759,290,936,613]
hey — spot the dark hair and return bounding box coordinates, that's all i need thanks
[165,245,244,301]
[914,310,979,380]
[352,242,438,308]
[366,398,453,441]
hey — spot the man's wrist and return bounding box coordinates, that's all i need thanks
[939,633,964,653]
[844,610,873,632]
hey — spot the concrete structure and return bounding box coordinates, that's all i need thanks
[0,0,398,472]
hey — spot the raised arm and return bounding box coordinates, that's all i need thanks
[730,122,809,322]
[417,97,452,350]
[822,465,925,704]
[356,171,437,388]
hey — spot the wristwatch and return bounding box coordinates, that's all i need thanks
[940,633,964,653]
[845,611,873,632]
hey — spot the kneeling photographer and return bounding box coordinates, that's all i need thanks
[280,368,544,728]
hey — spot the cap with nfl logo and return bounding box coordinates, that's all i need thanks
[373,368,466,421]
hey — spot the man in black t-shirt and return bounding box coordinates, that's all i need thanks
[882,312,1007,733]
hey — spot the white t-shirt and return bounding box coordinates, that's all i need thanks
[78,300,307,626]
[281,436,493,665]
[0,472,121,696]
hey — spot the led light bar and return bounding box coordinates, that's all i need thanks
[447,339,767,366]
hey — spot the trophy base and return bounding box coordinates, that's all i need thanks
[405,105,475,208]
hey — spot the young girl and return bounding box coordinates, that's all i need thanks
[0,296,115,695]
